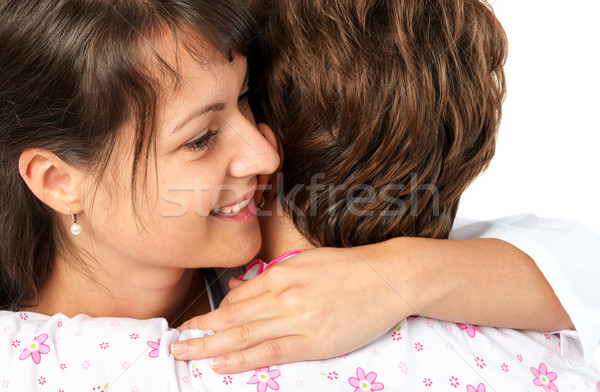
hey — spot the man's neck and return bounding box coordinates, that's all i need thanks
[29,254,209,326]
[258,198,315,261]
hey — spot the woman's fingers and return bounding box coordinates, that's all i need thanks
[209,336,308,374]
[178,293,276,332]
[228,277,244,290]
[171,317,293,363]
[219,275,267,306]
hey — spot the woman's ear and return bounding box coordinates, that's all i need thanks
[18,148,84,215]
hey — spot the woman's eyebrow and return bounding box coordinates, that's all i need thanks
[170,102,226,135]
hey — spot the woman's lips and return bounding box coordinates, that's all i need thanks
[210,189,257,222]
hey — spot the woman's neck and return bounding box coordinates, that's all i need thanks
[258,198,315,261]
[29,255,210,326]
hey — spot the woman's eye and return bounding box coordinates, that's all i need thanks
[184,129,220,152]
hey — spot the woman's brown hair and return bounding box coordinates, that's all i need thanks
[0,0,257,310]
[251,0,508,246]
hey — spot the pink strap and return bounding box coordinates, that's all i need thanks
[238,249,306,280]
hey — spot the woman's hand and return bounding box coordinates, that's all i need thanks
[170,237,572,373]
[171,243,410,373]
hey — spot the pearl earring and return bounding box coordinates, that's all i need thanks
[67,206,81,235]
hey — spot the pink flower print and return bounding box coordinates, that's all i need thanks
[247,367,281,392]
[181,376,189,384]
[121,362,130,370]
[192,368,202,379]
[82,360,91,370]
[11,339,20,348]
[131,387,139,392]
[530,363,558,392]
[446,342,454,351]
[517,354,523,362]
[60,363,67,370]
[475,356,486,369]
[391,327,402,341]
[596,381,600,392]
[414,342,424,351]
[449,376,459,388]
[99,342,109,349]
[19,334,50,364]
[457,323,482,338]
[423,378,432,387]
[426,320,434,328]
[322,371,338,380]
[398,362,408,374]
[75,331,83,337]
[130,333,139,340]
[1,380,9,388]
[110,321,121,328]
[501,363,509,372]
[57,320,63,327]
[544,333,551,340]
[147,339,161,358]
[446,324,453,332]
[466,384,486,392]
[372,349,380,357]
[38,376,46,385]
[19,312,28,321]
[348,367,384,392]
[223,376,233,385]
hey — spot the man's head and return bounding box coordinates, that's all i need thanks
[252,0,507,246]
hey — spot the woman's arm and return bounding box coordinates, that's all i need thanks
[173,216,600,373]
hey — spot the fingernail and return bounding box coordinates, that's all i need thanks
[170,342,188,357]
[210,357,226,370]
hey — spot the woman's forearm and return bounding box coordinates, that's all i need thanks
[370,237,573,331]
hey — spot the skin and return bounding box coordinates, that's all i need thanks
[18,37,279,324]
[173,176,573,374]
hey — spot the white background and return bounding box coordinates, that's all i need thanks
[457,0,600,237]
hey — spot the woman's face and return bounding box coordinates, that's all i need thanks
[81,44,279,270]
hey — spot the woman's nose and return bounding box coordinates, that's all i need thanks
[227,117,280,179]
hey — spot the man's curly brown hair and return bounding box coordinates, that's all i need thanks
[251,0,508,246]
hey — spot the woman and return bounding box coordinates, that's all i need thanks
[0,0,598,389]
[0,0,278,320]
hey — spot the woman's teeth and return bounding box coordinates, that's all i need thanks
[213,198,251,214]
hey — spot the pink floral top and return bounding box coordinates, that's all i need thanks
[0,251,599,391]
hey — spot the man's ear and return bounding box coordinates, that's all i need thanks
[257,123,282,169]
[256,123,282,201]
[18,148,84,215]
